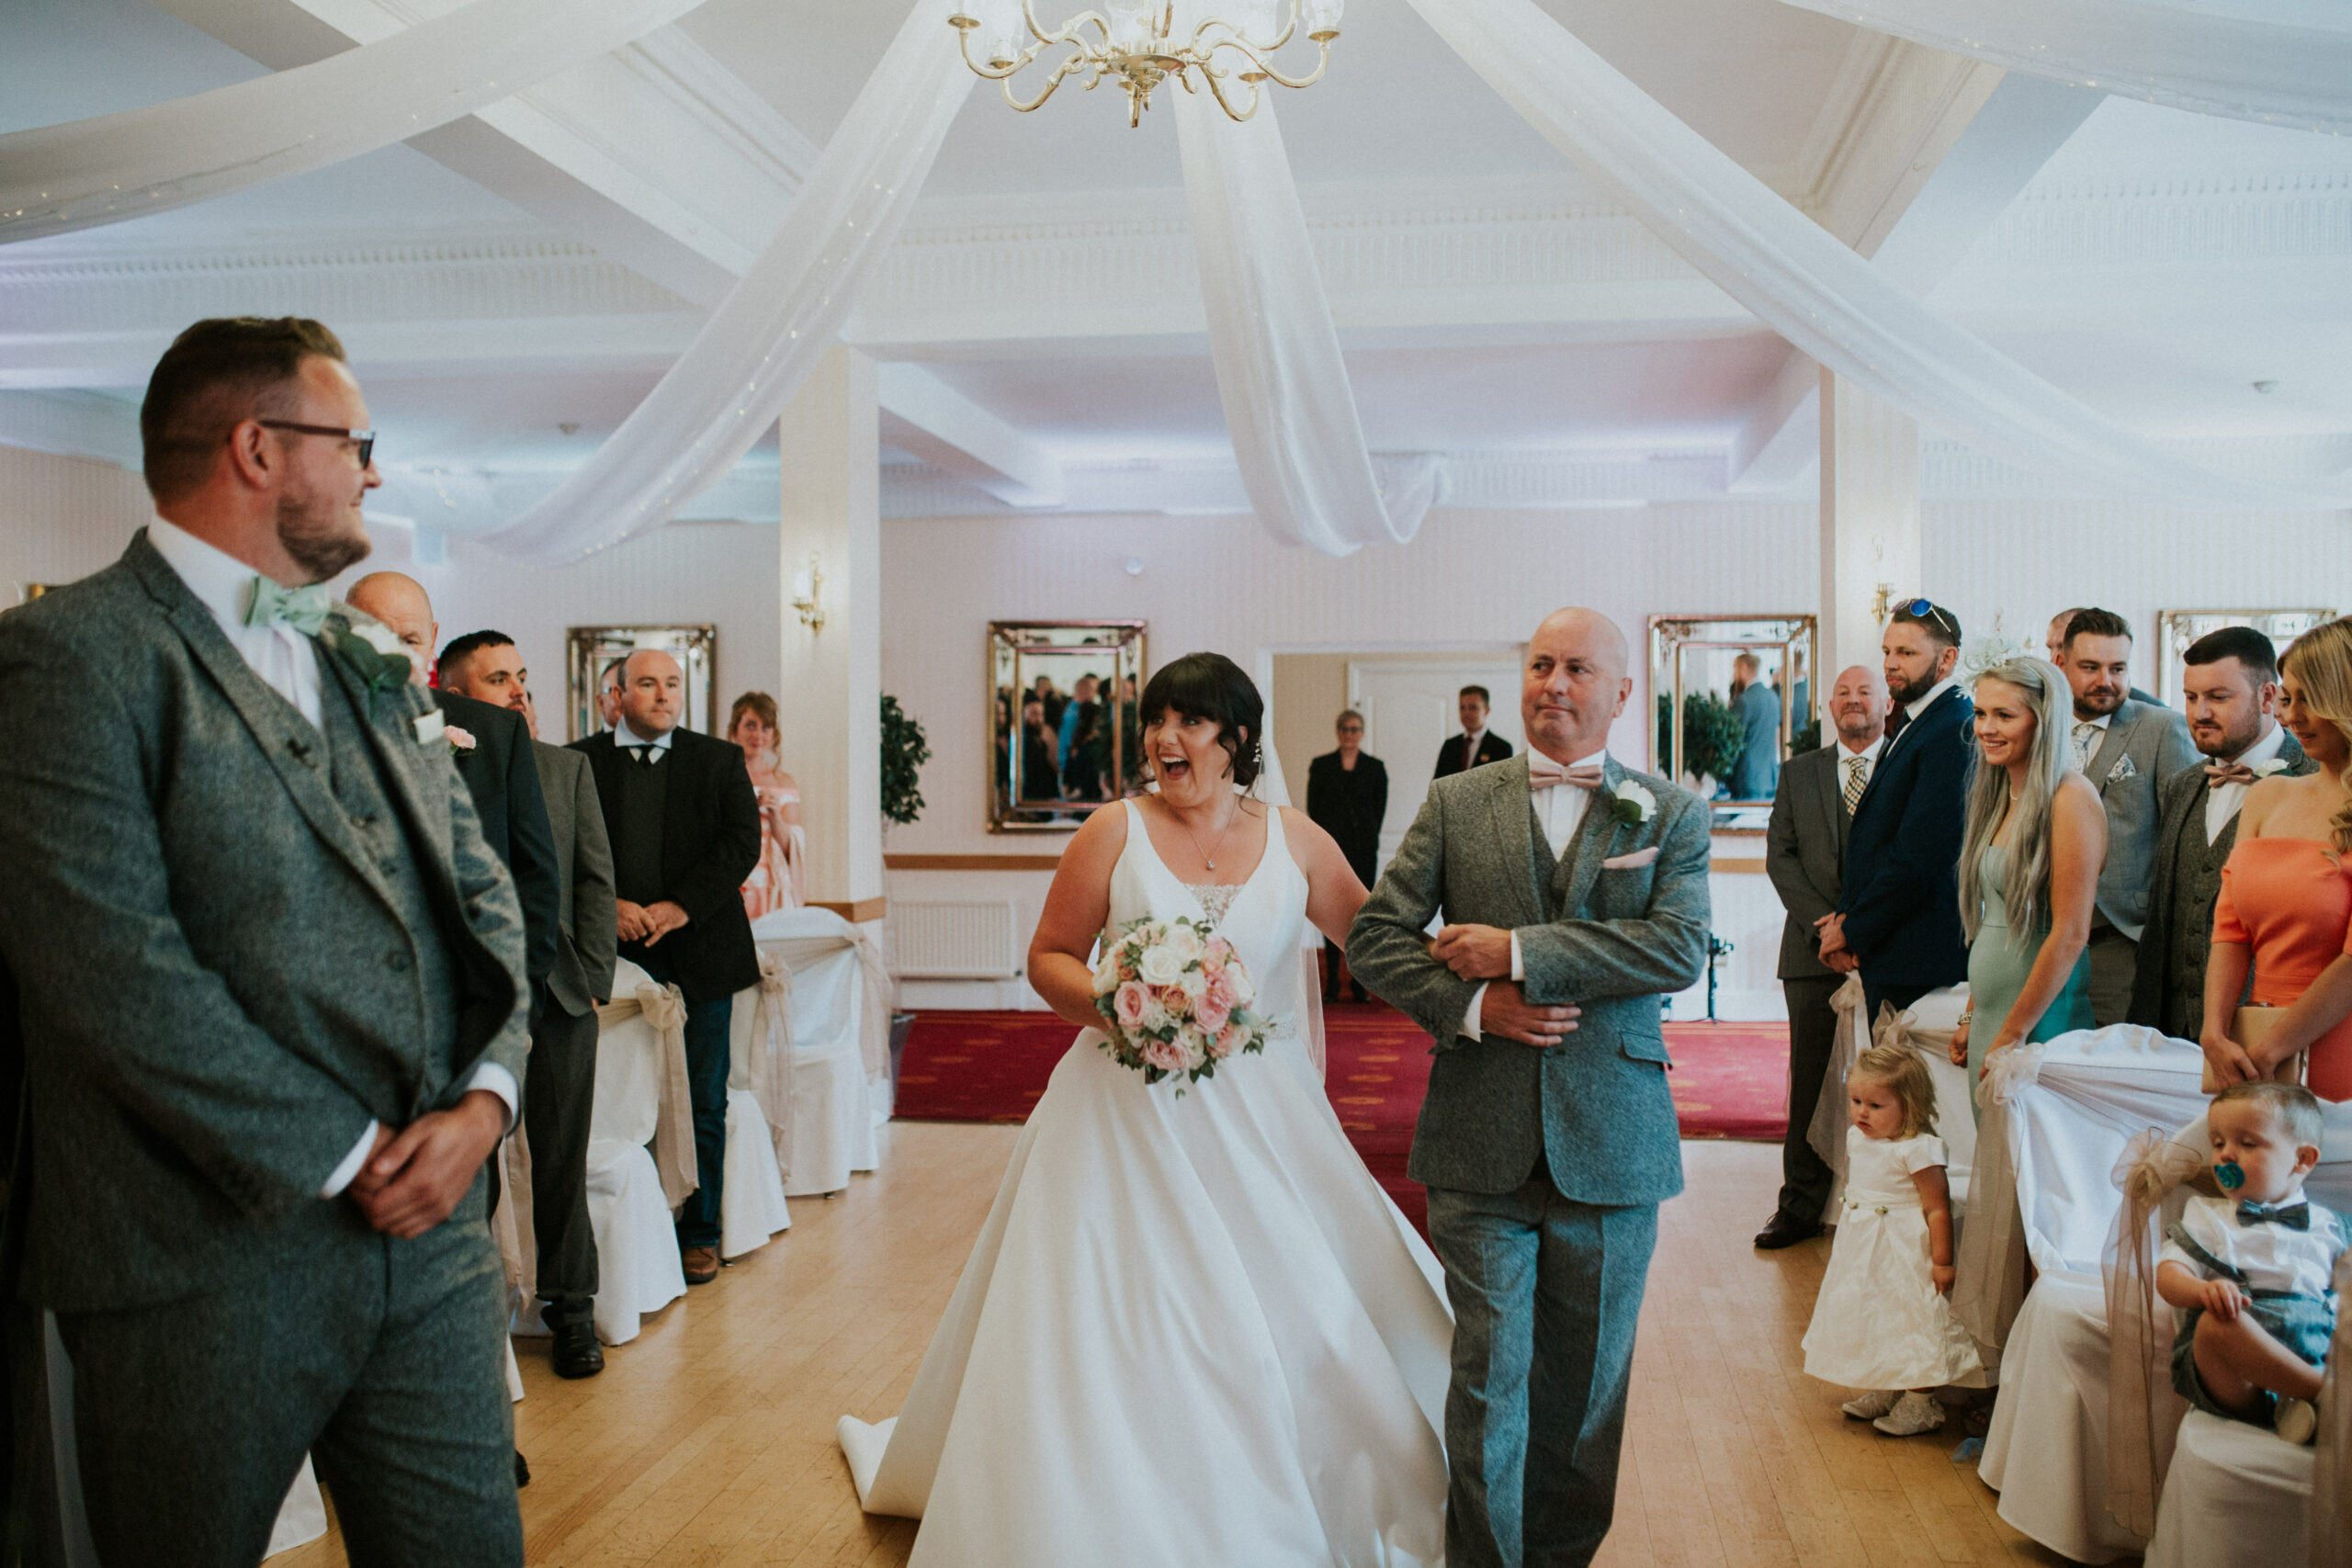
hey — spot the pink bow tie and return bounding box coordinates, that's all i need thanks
[2205,761,2256,789]
[1529,756,1604,793]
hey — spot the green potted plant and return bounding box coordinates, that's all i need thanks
[877,694,931,1089]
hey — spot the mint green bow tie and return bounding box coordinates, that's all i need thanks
[243,578,331,636]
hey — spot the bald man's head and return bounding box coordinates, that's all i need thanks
[618,649,685,737]
[1827,663,1889,746]
[1522,607,1633,762]
[344,571,435,685]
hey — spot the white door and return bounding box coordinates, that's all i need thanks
[1350,660,1524,874]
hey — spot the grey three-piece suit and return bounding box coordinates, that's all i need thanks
[2077,699,2199,1024]
[1349,753,1711,1568]
[2125,731,2312,1040]
[0,532,530,1565]
[526,740,619,1322]
[1761,742,1858,1224]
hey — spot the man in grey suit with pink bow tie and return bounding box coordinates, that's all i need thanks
[1350,607,1713,1568]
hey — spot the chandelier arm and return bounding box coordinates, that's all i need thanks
[955,23,1049,81]
[1202,36,1329,91]
[1197,59,1263,122]
[1000,49,1091,112]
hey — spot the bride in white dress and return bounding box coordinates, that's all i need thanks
[840,653,1453,1566]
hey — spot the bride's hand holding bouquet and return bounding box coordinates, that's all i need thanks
[1091,915,1272,1086]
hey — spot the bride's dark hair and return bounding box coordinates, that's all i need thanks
[1139,653,1264,789]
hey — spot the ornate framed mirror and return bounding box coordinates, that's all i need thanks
[565,624,718,741]
[1646,615,1818,813]
[989,620,1148,832]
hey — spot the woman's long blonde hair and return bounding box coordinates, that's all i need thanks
[1958,658,2073,946]
[2280,618,2352,852]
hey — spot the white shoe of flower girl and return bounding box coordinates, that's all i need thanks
[1839,1390,1899,1420]
[1871,1391,1946,1437]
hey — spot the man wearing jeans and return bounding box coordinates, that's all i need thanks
[571,649,761,1284]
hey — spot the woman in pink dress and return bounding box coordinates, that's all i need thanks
[729,692,805,919]
[2204,617,2352,1101]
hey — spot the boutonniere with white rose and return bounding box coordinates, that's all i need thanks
[445,725,478,759]
[1609,778,1657,829]
[2249,758,2290,780]
[322,611,413,697]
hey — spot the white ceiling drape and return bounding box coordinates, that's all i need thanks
[0,0,713,246]
[481,0,972,566]
[1170,88,1437,557]
[1776,0,2352,136]
[1405,0,2352,511]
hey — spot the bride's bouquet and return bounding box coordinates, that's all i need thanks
[1090,916,1273,1087]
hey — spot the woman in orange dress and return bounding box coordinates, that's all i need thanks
[2204,617,2352,1101]
[729,692,806,919]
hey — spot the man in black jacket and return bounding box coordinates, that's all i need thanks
[1432,685,1513,779]
[346,574,559,990]
[1816,602,1973,1024]
[571,650,760,1286]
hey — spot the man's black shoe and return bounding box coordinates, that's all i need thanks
[1753,1211,1824,1250]
[514,1450,530,1489]
[552,1316,605,1379]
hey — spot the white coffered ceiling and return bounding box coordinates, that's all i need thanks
[3,0,2349,532]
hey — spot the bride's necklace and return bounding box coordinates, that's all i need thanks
[1177,800,1240,872]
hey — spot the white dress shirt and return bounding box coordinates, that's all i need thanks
[2161,1191,2346,1303]
[1460,748,1610,1040]
[2205,723,2288,844]
[613,716,678,756]
[146,519,516,1199]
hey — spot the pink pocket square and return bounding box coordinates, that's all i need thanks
[1601,848,1659,870]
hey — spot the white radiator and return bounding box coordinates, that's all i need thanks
[894,899,1023,978]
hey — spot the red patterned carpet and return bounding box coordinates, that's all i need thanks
[893,1007,1791,1235]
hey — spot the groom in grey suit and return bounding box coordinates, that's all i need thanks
[1350,608,1712,1568]
[0,319,528,1564]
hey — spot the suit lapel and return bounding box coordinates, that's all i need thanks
[1815,750,1849,858]
[324,649,452,876]
[130,547,390,901]
[1553,756,1626,920]
[1485,754,1545,927]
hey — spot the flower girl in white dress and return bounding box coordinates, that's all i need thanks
[1801,1043,1984,1437]
[838,654,1453,1567]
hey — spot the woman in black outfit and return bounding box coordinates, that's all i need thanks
[1305,709,1388,1001]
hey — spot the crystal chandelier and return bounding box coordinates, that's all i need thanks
[948,1,1345,128]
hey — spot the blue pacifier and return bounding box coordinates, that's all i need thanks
[2214,1160,2246,1191]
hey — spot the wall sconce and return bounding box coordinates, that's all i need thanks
[791,552,826,632]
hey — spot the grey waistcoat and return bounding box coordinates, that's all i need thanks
[2161,810,2237,1035]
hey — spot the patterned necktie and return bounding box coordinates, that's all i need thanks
[2235,1200,2312,1231]
[243,577,331,636]
[2071,721,2099,772]
[1842,754,1868,814]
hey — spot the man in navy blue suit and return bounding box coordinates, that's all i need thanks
[1815,601,1973,1023]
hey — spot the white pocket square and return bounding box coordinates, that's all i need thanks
[1601,848,1659,870]
[413,709,447,745]
[2106,755,2137,783]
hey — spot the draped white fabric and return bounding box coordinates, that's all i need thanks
[0,0,709,246]
[1777,0,2352,136]
[481,0,973,566]
[1404,0,2352,511]
[1170,89,1435,557]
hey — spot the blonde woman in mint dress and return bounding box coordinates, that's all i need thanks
[1950,658,2105,1116]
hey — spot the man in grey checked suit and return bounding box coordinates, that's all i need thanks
[1350,608,1711,1568]
[440,630,619,1381]
[2128,626,2312,1039]
[2054,608,2198,1024]
[1754,664,1888,1250]
[0,319,528,1564]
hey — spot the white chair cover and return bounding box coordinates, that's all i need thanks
[1970,1027,2206,1561]
[2135,1102,2352,1565]
[721,1087,794,1258]
[752,908,885,1197]
[1808,980,1973,1222]
[570,957,686,1346]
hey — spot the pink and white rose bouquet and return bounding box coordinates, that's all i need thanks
[1091,915,1272,1088]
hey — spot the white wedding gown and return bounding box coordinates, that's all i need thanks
[839,801,1453,1566]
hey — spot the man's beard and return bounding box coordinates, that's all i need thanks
[2075,685,2126,718]
[1886,668,1937,706]
[277,485,370,584]
[2197,715,2264,761]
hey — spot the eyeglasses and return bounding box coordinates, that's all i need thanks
[255,421,375,468]
[1895,597,1958,640]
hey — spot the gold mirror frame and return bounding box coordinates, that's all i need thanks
[989,620,1148,832]
[2156,608,2338,706]
[565,625,719,741]
[1646,615,1818,808]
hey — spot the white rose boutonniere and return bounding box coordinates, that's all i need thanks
[446,725,478,758]
[1608,778,1657,829]
[2249,758,2291,780]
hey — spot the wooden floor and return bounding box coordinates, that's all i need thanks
[280,1131,2082,1567]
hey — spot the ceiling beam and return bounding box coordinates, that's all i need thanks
[876,364,1067,508]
